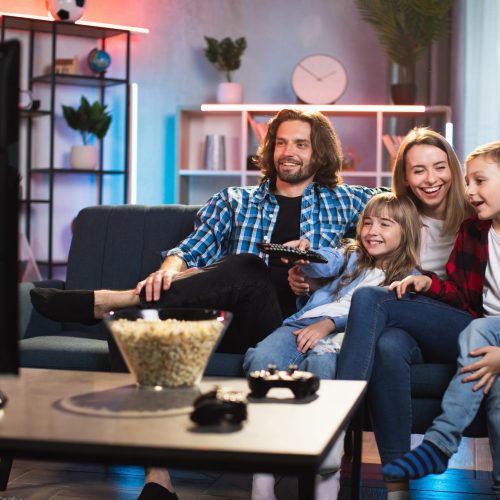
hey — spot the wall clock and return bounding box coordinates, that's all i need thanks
[291,54,348,104]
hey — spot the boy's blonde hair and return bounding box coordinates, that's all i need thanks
[465,141,500,166]
[392,127,472,235]
[331,193,421,298]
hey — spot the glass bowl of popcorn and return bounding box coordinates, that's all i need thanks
[105,308,232,389]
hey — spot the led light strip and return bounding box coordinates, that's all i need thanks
[0,12,149,34]
[201,104,427,113]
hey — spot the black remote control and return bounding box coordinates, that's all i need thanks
[257,243,328,264]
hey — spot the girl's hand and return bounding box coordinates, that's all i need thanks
[293,318,335,353]
[388,275,432,299]
[288,265,310,295]
[460,346,500,394]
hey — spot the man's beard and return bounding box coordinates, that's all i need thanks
[275,156,318,184]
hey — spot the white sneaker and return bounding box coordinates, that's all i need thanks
[251,473,277,500]
[316,470,340,500]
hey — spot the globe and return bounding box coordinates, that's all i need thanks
[87,49,111,74]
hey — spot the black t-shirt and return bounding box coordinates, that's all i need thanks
[267,195,302,317]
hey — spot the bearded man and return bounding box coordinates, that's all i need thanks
[32,108,381,353]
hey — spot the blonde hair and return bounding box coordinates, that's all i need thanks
[392,127,472,235]
[331,193,421,298]
[465,141,500,166]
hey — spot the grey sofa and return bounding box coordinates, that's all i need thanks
[18,203,487,437]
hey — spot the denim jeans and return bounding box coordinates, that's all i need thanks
[424,317,500,493]
[243,317,339,379]
[336,286,473,464]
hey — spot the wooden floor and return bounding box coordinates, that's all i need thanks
[3,434,495,499]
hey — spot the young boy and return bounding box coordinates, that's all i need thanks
[381,141,500,496]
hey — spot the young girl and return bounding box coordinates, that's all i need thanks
[383,141,500,496]
[244,192,422,500]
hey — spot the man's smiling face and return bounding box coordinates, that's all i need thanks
[273,120,316,185]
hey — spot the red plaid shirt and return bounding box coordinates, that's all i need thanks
[425,217,491,318]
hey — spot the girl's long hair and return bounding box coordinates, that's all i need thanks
[392,127,472,235]
[330,193,421,299]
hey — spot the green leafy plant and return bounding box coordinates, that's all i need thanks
[204,36,247,82]
[62,96,112,145]
[355,0,454,83]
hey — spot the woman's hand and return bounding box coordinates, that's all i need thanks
[293,318,335,353]
[388,275,432,299]
[460,346,500,394]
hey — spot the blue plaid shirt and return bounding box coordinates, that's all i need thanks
[166,179,382,268]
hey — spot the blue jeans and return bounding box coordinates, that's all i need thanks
[336,286,473,463]
[425,317,500,493]
[243,318,339,379]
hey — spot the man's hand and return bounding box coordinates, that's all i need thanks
[134,255,187,302]
[293,318,335,353]
[460,346,500,394]
[280,239,311,265]
[388,275,432,299]
[134,268,179,302]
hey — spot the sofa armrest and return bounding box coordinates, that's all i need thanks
[18,281,65,339]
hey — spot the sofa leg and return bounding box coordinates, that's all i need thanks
[0,457,12,490]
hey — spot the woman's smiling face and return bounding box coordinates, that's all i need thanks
[404,144,452,219]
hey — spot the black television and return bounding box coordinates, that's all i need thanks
[0,39,20,390]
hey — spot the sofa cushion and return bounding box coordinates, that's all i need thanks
[20,333,110,371]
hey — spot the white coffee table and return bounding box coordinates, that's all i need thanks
[0,368,366,499]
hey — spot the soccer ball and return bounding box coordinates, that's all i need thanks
[46,0,86,22]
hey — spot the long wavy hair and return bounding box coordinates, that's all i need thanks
[392,127,472,235]
[330,193,421,299]
[257,109,343,188]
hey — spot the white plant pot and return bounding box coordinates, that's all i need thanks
[70,145,98,170]
[217,82,243,104]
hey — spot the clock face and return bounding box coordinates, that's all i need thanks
[291,55,348,104]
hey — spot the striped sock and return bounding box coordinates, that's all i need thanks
[383,440,449,482]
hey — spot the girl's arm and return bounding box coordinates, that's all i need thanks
[460,346,500,394]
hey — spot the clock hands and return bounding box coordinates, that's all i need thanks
[298,63,321,81]
[319,69,337,80]
[299,64,338,82]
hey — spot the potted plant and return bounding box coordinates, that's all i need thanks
[355,0,454,104]
[204,36,247,103]
[62,96,112,169]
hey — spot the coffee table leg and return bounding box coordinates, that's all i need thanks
[0,456,13,490]
[298,473,315,499]
[350,399,364,500]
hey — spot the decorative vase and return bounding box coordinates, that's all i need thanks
[390,83,417,105]
[216,82,243,104]
[70,145,98,169]
[46,0,86,22]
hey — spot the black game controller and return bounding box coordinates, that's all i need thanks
[257,243,328,264]
[248,364,320,399]
[190,387,247,426]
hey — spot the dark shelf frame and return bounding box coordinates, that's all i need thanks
[1,15,131,278]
